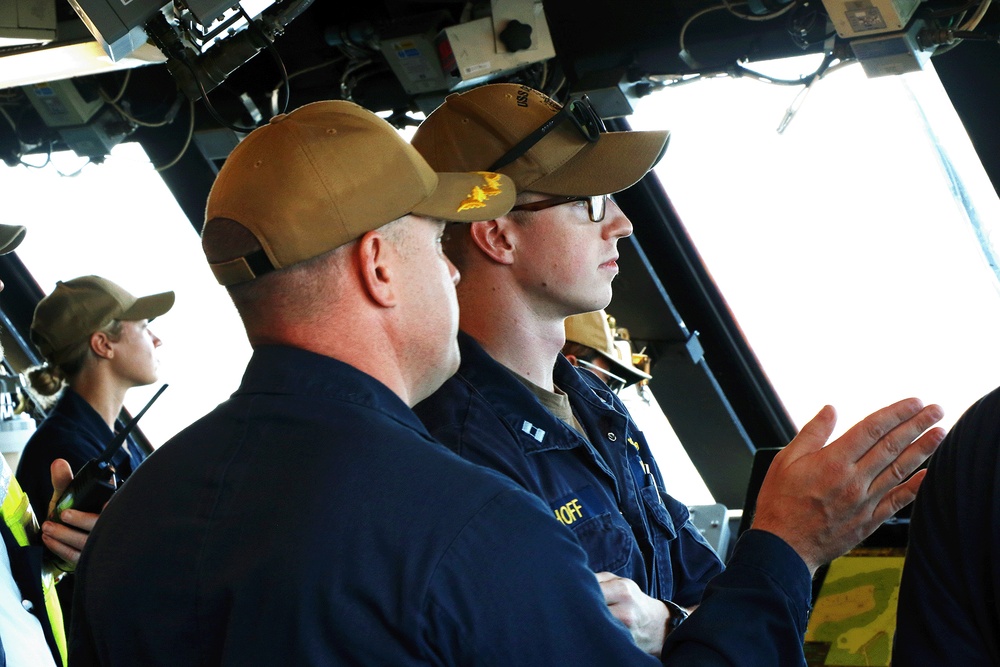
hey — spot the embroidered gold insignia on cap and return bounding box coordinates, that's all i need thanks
[457,172,504,211]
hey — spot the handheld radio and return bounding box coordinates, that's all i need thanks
[51,384,167,520]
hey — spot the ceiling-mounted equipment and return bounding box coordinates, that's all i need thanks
[66,0,170,61]
[0,0,57,47]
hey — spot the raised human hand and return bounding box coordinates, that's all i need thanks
[751,398,944,575]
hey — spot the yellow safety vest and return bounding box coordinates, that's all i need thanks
[0,459,66,666]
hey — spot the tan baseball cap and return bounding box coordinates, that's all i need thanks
[204,100,516,286]
[31,275,174,366]
[0,224,26,255]
[565,310,652,387]
[412,84,670,196]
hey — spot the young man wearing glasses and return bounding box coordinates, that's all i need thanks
[411,83,944,661]
[412,84,723,656]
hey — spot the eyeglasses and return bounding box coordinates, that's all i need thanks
[510,195,608,222]
[575,357,628,393]
[488,95,606,172]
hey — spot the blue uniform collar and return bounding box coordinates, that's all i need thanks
[236,344,433,439]
[46,386,146,470]
[52,387,116,445]
[454,331,621,454]
[553,353,625,415]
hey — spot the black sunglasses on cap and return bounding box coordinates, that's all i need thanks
[488,95,606,172]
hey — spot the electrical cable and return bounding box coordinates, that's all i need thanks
[775,51,835,132]
[55,158,91,177]
[155,98,196,172]
[17,136,52,169]
[721,0,800,21]
[665,73,709,87]
[680,0,803,67]
[287,58,347,83]
[105,70,131,104]
[269,58,346,114]
[19,151,51,169]
[335,40,372,62]
[959,0,992,29]
[5,104,53,168]
[733,54,832,85]
[100,69,181,128]
[340,58,372,100]
[786,2,838,49]
[820,58,857,78]
[544,68,567,99]
[920,0,994,54]
[926,0,982,19]
[0,107,15,133]
[106,96,181,127]
[679,4,728,62]
[536,60,549,92]
[151,7,292,133]
[176,52,258,133]
[238,4,290,115]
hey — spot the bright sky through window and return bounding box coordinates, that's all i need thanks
[630,55,1000,443]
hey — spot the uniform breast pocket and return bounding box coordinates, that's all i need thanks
[641,485,681,541]
[569,512,633,573]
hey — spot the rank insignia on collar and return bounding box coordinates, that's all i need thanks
[522,420,546,442]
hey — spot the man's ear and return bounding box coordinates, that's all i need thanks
[468,218,516,265]
[563,353,579,367]
[357,229,397,308]
[90,331,114,360]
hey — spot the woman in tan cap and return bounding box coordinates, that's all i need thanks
[16,275,174,523]
[14,275,173,626]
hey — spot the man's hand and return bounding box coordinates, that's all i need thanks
[595,572,676,656]
[752,398,945,576]
[41,459,99,569]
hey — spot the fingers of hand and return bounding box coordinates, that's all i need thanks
[598,574,635,606]
[867,425,944,506]
[40,536,80,569]
[41,521,87,555]
[806,405,942,529]
[47,459,75,519]
[804,413,942,564]
[778,405,837,464]
[57,508,99,533]
[48,459,73,495]
[872,468,928,522]
[601,581,649,630]
[837,398,936,463]
[858,405,944,491]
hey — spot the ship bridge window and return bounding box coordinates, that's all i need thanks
[630,54,1000,437]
